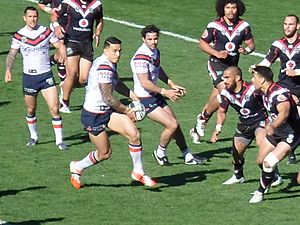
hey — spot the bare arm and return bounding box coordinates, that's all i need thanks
[93,18,104,47]
[210,106,227,143]
[238,38,255,55]
[137,72,181,102]
[114,78,140,101]
[199,39,228,59]
[5,48,18,82]
[266,100,290,136]
[52,40,67,64]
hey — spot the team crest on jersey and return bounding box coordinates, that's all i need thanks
[277,94,287,102]
[201,29,208,39]
[79,19,89,28]
[240,108,250,116]
[225,42,235,52]
[21,36,27,43]
[286,60,296,69]
[39,34,46,40]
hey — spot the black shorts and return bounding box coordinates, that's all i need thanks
[65,40,94,62]
[139,94,168,115]
[23,71,56,96]
[234,120,265,140]
[266,124,300,149]
[207,58,230,87]
[81,108,113,136]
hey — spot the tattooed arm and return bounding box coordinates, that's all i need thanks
[99,82,130,113]
[5,48,19,82]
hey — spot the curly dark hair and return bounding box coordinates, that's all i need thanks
[215,0,246,18]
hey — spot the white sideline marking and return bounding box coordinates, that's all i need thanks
[26,0,266,58]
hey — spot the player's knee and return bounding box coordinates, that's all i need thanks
[263,152,279,173]
[128,130,141,143]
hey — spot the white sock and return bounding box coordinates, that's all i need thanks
[129,144,144,174]
[52,117,63,145]
[156,145,167,158]
[76,150,100,171]
[26,115,38,140]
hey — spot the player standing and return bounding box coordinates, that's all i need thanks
[190,0,255,143]
[5,6,67,150]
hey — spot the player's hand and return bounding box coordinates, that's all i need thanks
[54,26,64,39]
[286,69,296,77]
[170,84,186,96]
[216,50,228,59]
[93,34,100,47]
[210,130,220,143]
[5,71,12,83]
[161,88,182,102]
[124,107,138,122]
[265,123,275,136]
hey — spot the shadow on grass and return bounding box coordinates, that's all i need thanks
[0,186,46,197]
[69,104,82,112]
[85,169,228,191]
[4,217,64,225]
[0,101,11,107]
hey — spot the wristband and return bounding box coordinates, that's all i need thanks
[215,124,222,133]
[52,22,60,28]
[44,6,52,13]
[245,47,253,54]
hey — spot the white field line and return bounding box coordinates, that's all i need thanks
[25,0,265,58]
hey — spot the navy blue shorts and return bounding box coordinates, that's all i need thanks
[65,40,94,62]
[81,108,113,136]
[22,71,56,96]
[139,94,168,115]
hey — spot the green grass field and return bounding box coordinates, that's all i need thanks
[1,0,300,224]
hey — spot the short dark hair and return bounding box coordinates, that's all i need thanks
[285,14,299,24]
[215,0,246,18]
[226,66,243,79]
[24,6,39,16]
[253,66,274,82]
[103,36,122,49]
[141,24,160,38]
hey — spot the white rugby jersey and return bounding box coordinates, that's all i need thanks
[11,25,59,75]
[130,43,161,97]
[83,54,118,113]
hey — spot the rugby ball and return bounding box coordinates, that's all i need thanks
[128,101,146,121]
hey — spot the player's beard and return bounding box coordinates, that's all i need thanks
[285,29,297,38]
